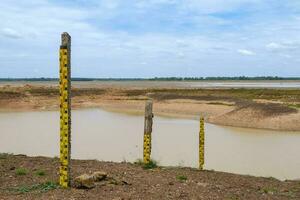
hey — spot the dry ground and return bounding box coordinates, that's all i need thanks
[1,154,300,200]
[1,83,300,131]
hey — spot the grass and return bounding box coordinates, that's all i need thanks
[6,86,300,102]
[134,159,158,169]
[288,104,300,109]
[0,153,12,159]
[12,181,59,194]
[143,160,158,169]
[140,88,300,102]
[15,168,28,176]
[176,175,188,182]
[260,187,277,195]
[35,170,46,176]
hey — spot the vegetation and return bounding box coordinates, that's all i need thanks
[260,187,278,195]
[134,159,158,169]
[126,88,300,105]
[11,181,59,194]
[0,153,12,159]
[35,170,46,176]
[288,104,300,109]
[143,160,158,169]
[15,168,28,176]
[176,175,188,182]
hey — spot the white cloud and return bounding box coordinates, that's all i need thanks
[0,0,300,77]
[1,28,22,39]
[266,42,282,50]
[266,42,300,52]
[237,49,255,56]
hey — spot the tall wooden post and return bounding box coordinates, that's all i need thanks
[143,100,153,164]
[199,117,205,170]
[59,32,71,188]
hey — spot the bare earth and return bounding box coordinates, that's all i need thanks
[1,155,300,200]
[1,82,300,199]
[0,82,300,131]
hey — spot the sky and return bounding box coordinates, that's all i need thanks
[0,0,300,78]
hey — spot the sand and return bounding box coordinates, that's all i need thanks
[0,83,300,131]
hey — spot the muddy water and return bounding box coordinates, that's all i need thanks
[1,80,300,89]
[0,109,300,180]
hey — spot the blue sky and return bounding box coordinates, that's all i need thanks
[0,0,300,78]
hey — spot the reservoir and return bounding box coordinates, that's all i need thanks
[0,109,300,180]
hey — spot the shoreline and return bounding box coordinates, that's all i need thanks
[1,84,300,131]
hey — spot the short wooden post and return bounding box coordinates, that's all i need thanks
[143,100,153,164]
[59,32,71,188]
[199,117,205,170]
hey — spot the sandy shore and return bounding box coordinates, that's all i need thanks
[1,154,300,199]
[0,83,300,131]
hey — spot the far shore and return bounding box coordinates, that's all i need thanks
[0,82,300,131]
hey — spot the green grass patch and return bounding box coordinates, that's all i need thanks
[15,168,28,176]
[176,175,188,182]
[35,170,46,176]
[288,104,300,109]
[12,181,59,194]
[134,159,158,169]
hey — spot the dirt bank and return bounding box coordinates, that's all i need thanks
[0,84,300,131]
[0,154,299,199]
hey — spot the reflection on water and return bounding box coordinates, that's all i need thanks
[0,109,300,180]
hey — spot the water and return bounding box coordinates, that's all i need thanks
[0,109,300,180]
[1,80,300,89]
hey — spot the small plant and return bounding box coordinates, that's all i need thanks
[176,175,187,182]
[260,187,277,195]
[134,159,158,169]
[12,181,59,194]
[143,160,158,169]
[39,181,59,192]
[15,168,28,176]
[35,170,46,176]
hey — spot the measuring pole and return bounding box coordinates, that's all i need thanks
[143,100,153,164]
[59,32,71,188]
[199,117,205,170]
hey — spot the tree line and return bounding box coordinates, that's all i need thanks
[0,76,300,81]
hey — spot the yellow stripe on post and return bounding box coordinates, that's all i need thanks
[143,100,153,164]
[143,134,151,163]
[59,32,71,188]
[199,117,205,170]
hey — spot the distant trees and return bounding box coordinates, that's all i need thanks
[150,76,299,81]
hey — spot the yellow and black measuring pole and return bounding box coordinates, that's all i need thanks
[199,116,205,170]
[59,32,71,188]
[143,100,153,164]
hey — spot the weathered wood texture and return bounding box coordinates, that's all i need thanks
[143,100,153,164]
